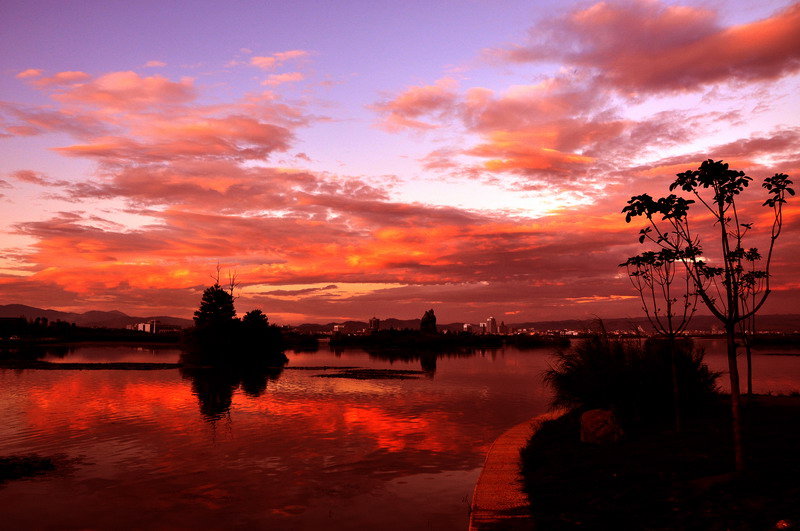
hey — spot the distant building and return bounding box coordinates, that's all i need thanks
[463,323,473,333]
[369,317,380,332]
[479,322,487,334]
[486,317,498,334]
[133,320,167,334]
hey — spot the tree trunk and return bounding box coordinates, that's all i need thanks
[726,322,745,473]
[745,340,753,398]
[746,315,755,397]
[669,335,681,433]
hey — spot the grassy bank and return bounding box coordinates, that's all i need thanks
[520,395,800,530]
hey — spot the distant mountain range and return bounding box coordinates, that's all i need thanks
[2,304,799,333]
[0,304,193,329]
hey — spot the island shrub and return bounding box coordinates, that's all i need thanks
[544,325,719,426]
[183,283,287,365]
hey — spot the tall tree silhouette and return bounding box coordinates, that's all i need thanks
[420,309,437,334]
[193,283,236,328]
[623,159,793,472]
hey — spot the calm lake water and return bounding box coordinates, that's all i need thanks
[1,340,798,530]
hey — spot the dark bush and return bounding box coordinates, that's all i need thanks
[544,324,719,426]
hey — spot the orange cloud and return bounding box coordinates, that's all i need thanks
[468,132,594,174]
[3,42,797,324]
[53,71,196,110]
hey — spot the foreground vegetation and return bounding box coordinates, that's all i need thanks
[544,329,719,426]
[522,325,798,529]
[521,396,800,530]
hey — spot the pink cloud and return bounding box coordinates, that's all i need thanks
[0,103,114,139]
[3,125,40,136]
[273,50,309,62]
[262,72,304,86]
[250,50,310,70]
[251,56,277,70]
[373,78,459,131]
[54,114,294,163]
[3,69,318,169]
[31,71,91,88]
[490,0,800,93]
[4,43,796,323]
[144,60,167,68]
[53,71,196,110]
[15,68,43,79]
[8,170,68,187]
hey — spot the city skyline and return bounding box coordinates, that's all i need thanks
[1,0,798,324]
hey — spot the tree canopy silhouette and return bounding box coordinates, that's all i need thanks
[420,309,437,334]
[185,281,286,365]
[622,159,793,472]
[194,283,236,328]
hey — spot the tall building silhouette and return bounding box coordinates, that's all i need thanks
[369,317,380,332]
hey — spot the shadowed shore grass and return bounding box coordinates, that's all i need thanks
[520,395,800,530]
[0,455,56,483]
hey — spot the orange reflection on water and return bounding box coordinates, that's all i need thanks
[20,372,195,435]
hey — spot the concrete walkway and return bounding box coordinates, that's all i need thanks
[468,413,560,531]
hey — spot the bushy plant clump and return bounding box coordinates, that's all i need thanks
[545,325,719,425]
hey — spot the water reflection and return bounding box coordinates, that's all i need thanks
[2,342,796,531]
[337,347,487,378]
[179,353,286,421]
[0,343,71,360]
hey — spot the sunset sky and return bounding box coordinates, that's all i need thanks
[1,0,798,325]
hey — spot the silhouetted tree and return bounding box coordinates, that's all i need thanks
[193,283,237,328]
[420,309,437,334]
[186,283,286,365]
[621,248,699,432]
[241,309,285,354]
[242,309,268,329]
[623,159,793,472]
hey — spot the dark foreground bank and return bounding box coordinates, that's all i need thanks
[520,395,800,530]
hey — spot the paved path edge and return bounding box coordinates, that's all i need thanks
[468,411,563,531]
